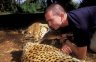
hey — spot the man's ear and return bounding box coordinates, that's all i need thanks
[60,12,64,17]
[63,13,67,21]
[60,12,65,21]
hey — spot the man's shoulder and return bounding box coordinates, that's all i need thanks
[67,6,96,21]
[79,6,96,9]
[69,6,96,13]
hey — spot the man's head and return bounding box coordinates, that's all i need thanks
[45,3,68,30]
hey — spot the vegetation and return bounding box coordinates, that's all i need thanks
[0,0,47,13]
[20,0,46,13]
[0,0,96,14]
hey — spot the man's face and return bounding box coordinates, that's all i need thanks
[45,11,63,30]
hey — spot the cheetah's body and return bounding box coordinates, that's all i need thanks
[22,42,81,62]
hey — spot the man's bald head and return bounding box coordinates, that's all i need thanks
[45,3,65,16]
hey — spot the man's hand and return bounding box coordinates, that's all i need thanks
[59,34,73,54]
[61,44,72,54]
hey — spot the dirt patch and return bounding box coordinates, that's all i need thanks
[0,30,23,62]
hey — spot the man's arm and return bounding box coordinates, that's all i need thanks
[62,40,87,59]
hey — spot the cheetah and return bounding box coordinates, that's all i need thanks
[22,42,81,62]
[23,22,49,43]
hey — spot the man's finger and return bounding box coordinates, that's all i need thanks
[61,45,72,54]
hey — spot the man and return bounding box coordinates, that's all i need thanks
[44,3,96,59]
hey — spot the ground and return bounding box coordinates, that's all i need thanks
[0,30,96,62]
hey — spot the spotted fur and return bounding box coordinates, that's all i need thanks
[22,42,81,62]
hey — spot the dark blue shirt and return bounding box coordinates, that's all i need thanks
[64,6,96,47]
